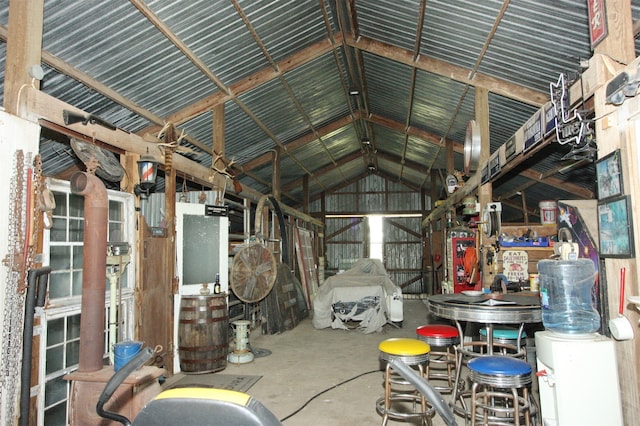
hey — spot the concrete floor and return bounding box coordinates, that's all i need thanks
[217,300,456,426]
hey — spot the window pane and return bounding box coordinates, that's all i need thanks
[44,401,67,426]
[72,246,83,269]
[52,192,66,216]
[49,246,70,270]
[121,269,129,288]
[46,346,63,375]
[72,271,83,296]
[47,318,64,346]
[66,314,81,340]
[44,376,67,406]
[50,218,67,242]
[49,273,71,299]
[108,222,124,242]
[65,340,80,368]
[69,194,84,217]
[109,200,123,221]
[69,219,84,242]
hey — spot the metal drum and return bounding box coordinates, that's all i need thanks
[178,295,228,373]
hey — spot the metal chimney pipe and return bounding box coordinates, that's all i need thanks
[70,172,108,372]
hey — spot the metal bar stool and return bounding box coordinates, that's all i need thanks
[479,326,527,359]
[416,325,460,395]
[376,338,434,426]
[451,322,527,421]
[467,356,533,426]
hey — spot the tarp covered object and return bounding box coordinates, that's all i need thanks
[312,259,403,333]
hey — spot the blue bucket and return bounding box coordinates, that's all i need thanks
[113,341,143,372]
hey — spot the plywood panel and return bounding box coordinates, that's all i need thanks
[136,220,172,373]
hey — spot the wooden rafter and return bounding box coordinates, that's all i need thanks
[346,35,548,107]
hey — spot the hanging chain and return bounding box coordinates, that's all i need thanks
[0,150,28,422]
[24,154,44,282]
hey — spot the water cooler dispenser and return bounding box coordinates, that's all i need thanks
[535,331,622,426]
[535,259,623,425]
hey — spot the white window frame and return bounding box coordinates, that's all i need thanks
[35,178,136,425]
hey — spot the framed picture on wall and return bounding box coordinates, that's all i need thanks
[597,195,634,258]
[595,149,623,200]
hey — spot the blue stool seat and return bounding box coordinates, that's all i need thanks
[468,356,531,376]
[467,356,533,425]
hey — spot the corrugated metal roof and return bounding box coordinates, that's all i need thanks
[0,0,636,221]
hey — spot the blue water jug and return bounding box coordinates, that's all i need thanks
[538,259,600,334]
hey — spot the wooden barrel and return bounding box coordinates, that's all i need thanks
[178,295,228,373]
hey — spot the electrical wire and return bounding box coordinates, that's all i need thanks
[279,369,379,423]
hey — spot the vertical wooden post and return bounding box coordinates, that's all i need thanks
[302,174,309,215]
[212,104,226,204]
[590,2,636,422]
[272,147,281,200]
[4,0,44,115]
[163,126,177,371]
[475,87,493,290]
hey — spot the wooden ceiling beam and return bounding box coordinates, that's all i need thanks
[240,110,460,178]
[347,35,548,107]
[375,169,421,192]
[240,113,358,173]
[24,87,322,226]
[517,168,594,199]
[281,151,362,192]
[366,113,464,154]
[376,150,430,176]
[158,34,344,128]
[0,24,165,125]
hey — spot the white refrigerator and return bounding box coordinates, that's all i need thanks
[535,331,623,426]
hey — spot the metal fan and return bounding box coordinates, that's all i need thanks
[70,138,125,182]
[230,242,277,303]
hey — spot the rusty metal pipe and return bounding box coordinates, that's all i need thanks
[70,172,108,372]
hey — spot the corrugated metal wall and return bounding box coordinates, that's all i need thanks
[324,217,365,271]
[315,174,429,294]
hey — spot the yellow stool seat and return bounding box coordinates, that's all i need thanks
[377,338,434,425]
[378,338,430,356]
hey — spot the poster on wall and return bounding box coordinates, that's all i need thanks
[588,0,608,48]
[501,250,528,283]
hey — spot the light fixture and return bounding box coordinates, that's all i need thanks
[349,88,360,96]
[29,64,44,81]
[134,150,159,198]
[367,162,376,172]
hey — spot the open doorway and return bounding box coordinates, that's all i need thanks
[368,215,384,262]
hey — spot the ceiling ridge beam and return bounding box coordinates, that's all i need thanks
[346,35,548,107]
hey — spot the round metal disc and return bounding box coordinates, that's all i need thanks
[70,138,125,182]
[464,120,481,175]
[230,243,277,303]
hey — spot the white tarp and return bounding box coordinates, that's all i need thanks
[312,259,403,333]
